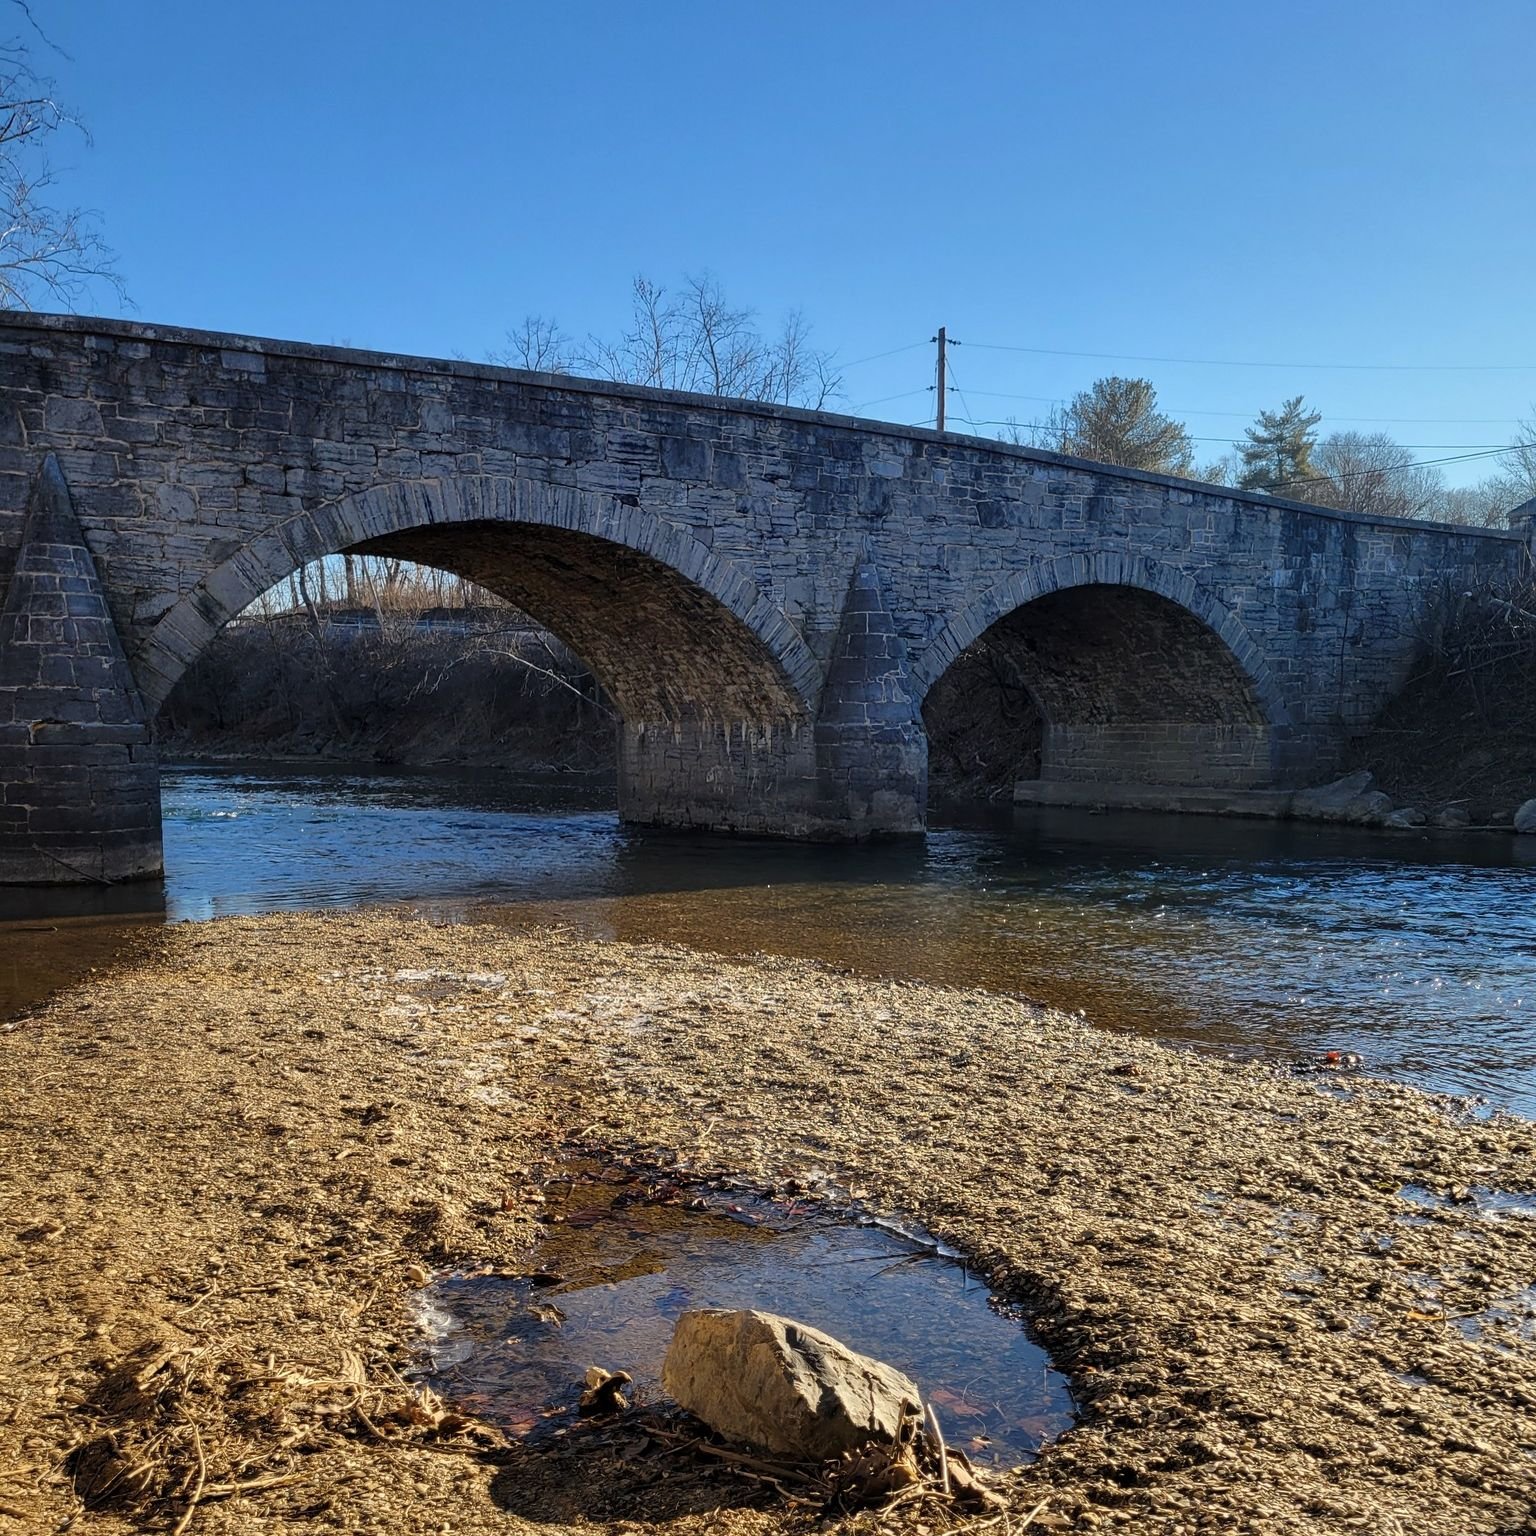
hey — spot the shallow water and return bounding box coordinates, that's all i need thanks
[3,761,1535,1115]
[417,1165,1071,1464]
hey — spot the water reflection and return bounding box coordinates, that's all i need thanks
[421,1165,1071,1464]
[2,762,1533,1116]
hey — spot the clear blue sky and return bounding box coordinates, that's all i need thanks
[39,0,1536,483]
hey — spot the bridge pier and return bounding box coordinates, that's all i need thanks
[617,561,926,840]
[0,458,163,884]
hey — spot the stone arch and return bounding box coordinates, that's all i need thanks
[914,553,1288,723]
[916,555,1290,792]
[132,476,822,722]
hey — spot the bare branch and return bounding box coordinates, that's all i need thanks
[525,270,841,409]
[0,16,122,310]
[489,314,572,373]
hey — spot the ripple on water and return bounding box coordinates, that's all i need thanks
[3,764,1534,1117]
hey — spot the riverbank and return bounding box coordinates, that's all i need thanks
[2,913,1533,1534]
[157,611,614,773]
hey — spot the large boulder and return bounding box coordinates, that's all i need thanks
[1515,799,1536,836]
[661,1308,920,1461]
[1290,771,1394,826]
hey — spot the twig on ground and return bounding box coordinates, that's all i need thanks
[168,1415,206,1536]
[925,1400,951,1497]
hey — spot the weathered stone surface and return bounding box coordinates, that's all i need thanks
[1382,806,1427,829]
[0,313,1526,877]
[661,1308,921,1461]
[1432,806,1472,829]
[812,560,925,836]
[0,456,162,883]
[1514,799,1536,835]
[1290,772,1395,826]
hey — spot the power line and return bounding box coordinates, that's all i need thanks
[838,340,930,371]
[962,339,1536,373]
[852,387,932,411]
[954,385,1524,428]
[1259,442,1535,494]
[844,330,1533,478]
[944,355,982,442]
[926,415,1507,452]
[934,415,1532,488]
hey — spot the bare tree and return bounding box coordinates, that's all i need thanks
[1306,431,1446,519]
[759,307,839,408]
[498,272,841,408]
[1484,407,1536,519]
[0,8,121,309]
[1436,480,1518,528]
[490,314,572,373]
[1304,417,1536,527]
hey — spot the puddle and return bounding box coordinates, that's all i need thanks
[415,1162,1073,1465]
[1396,1263,1536,1352]
[1397,1183,1536,1222]
[1453,1287,1536,1348]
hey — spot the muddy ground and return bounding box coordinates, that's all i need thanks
[2,911,1533,1535]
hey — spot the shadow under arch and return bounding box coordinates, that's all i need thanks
[916,555,1293,794]
[131,476,822,723]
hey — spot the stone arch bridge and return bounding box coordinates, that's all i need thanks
[0,315,1526,882]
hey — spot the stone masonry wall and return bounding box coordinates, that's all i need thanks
[0,313,1528,870]
[1044,724,1275,790]
[0,456,161,882]
[0,316,1523,745]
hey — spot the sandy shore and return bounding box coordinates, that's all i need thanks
[2,911,1533,1535]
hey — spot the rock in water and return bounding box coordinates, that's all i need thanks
[662,1308,921,1461]
[1515,799,1536,835]
[1290,771,1395,826]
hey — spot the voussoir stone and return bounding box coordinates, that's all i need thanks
[661,1308,920,1461]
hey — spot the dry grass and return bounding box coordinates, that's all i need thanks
[1,911,1534,1535]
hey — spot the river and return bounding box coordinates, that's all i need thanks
[3,761,1534,1116]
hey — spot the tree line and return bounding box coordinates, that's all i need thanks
[499,270,1535,527]
[1005,378,1535,527]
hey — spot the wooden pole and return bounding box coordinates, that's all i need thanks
[935,326,947,433]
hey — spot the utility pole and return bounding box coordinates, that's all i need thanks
[933,326,947,433]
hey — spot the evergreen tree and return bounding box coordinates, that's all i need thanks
[1043,377,1194,475]
[1237,396,1323,492]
